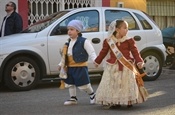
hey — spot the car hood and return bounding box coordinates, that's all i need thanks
[0,33,37,46]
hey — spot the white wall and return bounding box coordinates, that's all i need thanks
[0,0,18,28]
[94,0,102,7]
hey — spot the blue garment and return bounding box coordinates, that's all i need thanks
[72,37,88,62]
[64,67,90,86]
[0,11,23,37]
[64,37,90,86]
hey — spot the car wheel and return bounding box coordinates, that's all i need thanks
[4,56,40,91]
[141,52,162,81]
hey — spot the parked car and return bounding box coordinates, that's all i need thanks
[0,7,166,91]
[161,27,175,66]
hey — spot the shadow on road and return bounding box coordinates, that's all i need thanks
[0,76,101,92]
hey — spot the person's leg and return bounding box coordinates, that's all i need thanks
[64,85,78,105]
[78,83,96,104]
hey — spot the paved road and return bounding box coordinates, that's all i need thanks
[0,68,175,115]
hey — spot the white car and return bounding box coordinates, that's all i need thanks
[0,7,166,91]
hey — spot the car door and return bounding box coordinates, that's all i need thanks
[47,9,104,74]
[103,9,148,52]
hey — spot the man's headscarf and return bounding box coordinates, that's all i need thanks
[67,20,83,32]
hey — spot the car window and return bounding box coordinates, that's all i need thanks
[51,10,99,35]
[22,11,69,33]
[105,10,139,31]
[134,13,152,30]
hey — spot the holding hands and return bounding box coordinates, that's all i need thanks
[137,62,144,69]
[94,62,98,68]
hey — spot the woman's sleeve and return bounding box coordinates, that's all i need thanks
[95,39,110,64]
[129,38,143,64]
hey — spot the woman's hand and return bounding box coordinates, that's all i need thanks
[137,62,144,69]
[94,62,98,68]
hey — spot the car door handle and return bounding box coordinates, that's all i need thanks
[92,38,101,44]
[134,36,141,41]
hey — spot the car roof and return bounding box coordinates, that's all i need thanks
[65,7,143,13]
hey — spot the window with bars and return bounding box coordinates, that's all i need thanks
[28,0,95,26]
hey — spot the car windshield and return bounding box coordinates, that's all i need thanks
[22,11,69,33]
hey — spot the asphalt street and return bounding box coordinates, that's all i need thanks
[0,67,175,115]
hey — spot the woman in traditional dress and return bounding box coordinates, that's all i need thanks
[94,20,148,109]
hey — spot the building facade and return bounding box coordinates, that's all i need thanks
[147,0,175,29]
[0,0,104,29]
[0,0,174,30]
[109,0,175,29]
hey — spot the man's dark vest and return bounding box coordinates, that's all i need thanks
[67,37,88,63]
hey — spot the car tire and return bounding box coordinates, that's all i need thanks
[141,52,162,81]
[4,56,40,91]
